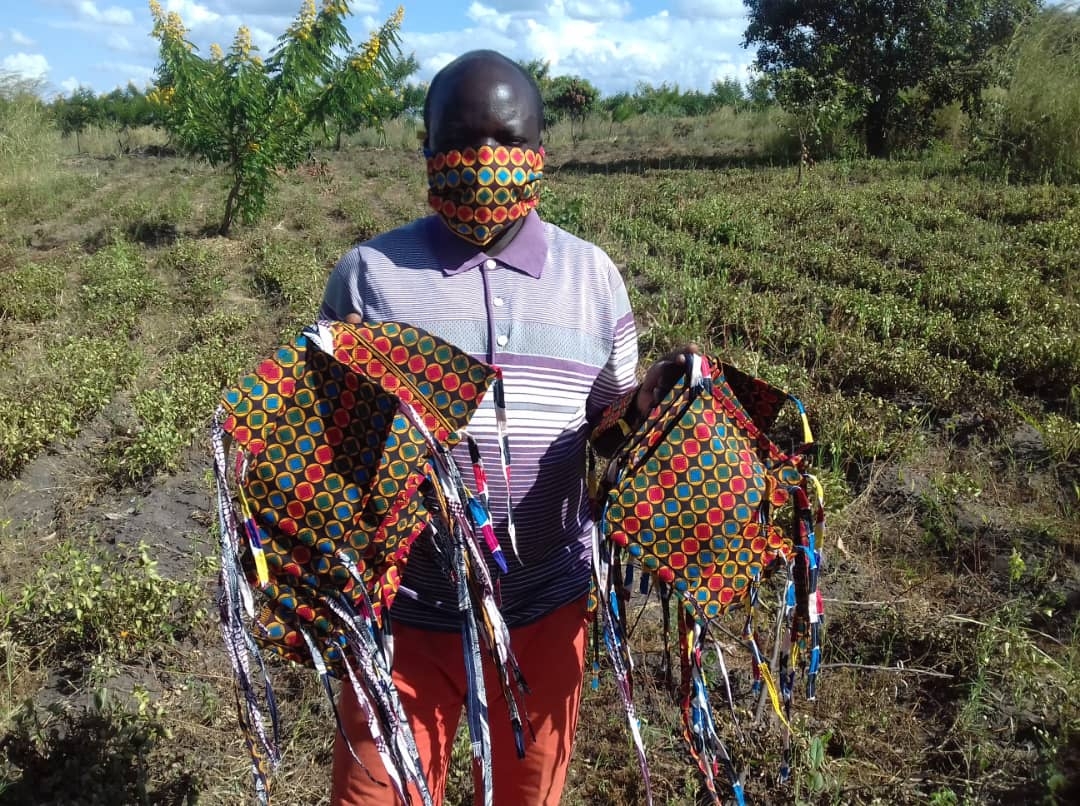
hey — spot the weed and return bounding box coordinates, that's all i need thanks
[79,239,158,336]
[119,311,260,479]
[3,539,204,664]
[0,261,65,322]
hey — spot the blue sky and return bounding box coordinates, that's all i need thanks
[0,0,752,97]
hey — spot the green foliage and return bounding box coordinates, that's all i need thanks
[983,4,1080,182]
[317,51,419,149]
[79,240,158,335]
[4,540,203,662]
[600,80,746,120]
[52,87,103,153]
[99,83,159,152]
[547,76,600,121]
[537,187,586,235]
[794,732,839,804]
[120,311,259,479]
[710,77,746,108]
[744,0,1041,156]
[148,0,404,234]
[0,72,54,175]
[47,337,138,425]
[0,334,140,478]
[547,75,600,143]
[0,261,64,322]
[769,65,865,163]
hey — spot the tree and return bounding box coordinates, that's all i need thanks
[547,75,599,141]
[148,0,403,235]
[54,87,102,153]
[771,66,862,180]
[100,83,157,153]
[518,59,552,89]
[745,71,775,110]
[400,81,426,118]
[710,77,745,109]
[743,0,1041,157]
[317,52,419,149]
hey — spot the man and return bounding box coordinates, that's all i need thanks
[320,49,672,805]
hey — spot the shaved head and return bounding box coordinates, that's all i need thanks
[423,50,543,153]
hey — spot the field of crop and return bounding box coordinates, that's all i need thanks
[1,117,1078,805]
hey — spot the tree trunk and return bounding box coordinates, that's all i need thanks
[220,174,242,236]
[335,124,343,152]
[75,130,81,154]
[864,97,891,158]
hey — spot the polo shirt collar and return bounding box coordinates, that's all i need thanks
[429,210,548,279]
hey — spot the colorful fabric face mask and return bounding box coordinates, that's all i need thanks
[588,354,826,806]
[426,145,544,246]
[213,320,528,806]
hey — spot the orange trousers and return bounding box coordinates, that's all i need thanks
[331,596,589,806]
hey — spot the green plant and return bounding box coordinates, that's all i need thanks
[52,86,103,154]
[0,261,65,322]
[985,5,1080,183]
[5,540,204,663]
[928,788,959,806]
[148,0,404,235]
[78,239,158,336]
[120,311,259,479]
[744,0,1039,156]
[795,731,838,804]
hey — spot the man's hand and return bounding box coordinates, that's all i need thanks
[344,313,363,325]
[635,343,701,417]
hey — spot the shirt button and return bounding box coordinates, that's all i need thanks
[496,334,509,347]
[493,296,505,307]
[483,259,497,270]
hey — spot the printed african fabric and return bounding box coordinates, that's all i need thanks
[426,145,543,246]
[212,320,529,806]
[589,353,826,806]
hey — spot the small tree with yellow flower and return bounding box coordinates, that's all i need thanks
[148,0,404,235]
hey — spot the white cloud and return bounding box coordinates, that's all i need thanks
[107,32,134,52]
[199,0,377,14]
[2,53,50,81]
[76,1,136,26]
[404,4,751,94]
[94,61,157,85]
[60,76,83,94]
[11,29,35,47]
[164,0,221,27]
[564,1,631,21]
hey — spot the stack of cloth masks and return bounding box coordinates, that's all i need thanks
[589,353,826,806]
[212,320,526,806]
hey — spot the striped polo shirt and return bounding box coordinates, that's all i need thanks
[319,211,639,630]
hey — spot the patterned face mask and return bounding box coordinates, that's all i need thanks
[426,145,544,246]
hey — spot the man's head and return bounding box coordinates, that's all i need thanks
[423,50,543,153]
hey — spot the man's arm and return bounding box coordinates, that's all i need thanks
[319,250,365,321]
[585,262,639,426]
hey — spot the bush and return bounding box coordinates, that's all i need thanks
[988,5,1080,182]
[79,240,158,335]
[0,261,65,322]
[5,540,203,662]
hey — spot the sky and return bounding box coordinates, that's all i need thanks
[0,0,754,98]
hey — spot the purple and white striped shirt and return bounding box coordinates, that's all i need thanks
[319,211,639,629]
